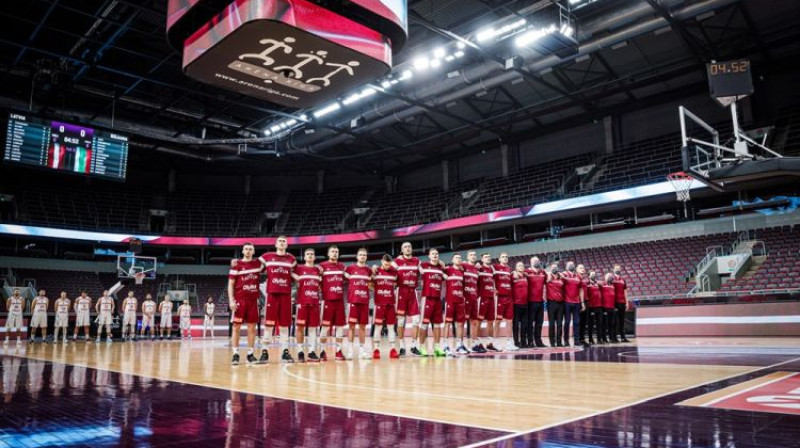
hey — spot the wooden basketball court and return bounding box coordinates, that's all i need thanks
[3,337,799,446]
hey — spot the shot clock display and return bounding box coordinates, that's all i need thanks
[707,60,753,99]
[4,113,129,181]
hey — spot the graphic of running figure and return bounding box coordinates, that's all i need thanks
[238,37,296,66]
[307,61,360,86]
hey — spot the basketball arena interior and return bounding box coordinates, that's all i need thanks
[2,0,800,446]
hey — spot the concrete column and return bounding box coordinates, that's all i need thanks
[442,160,450,192]
[317,170,324,194]
[501,143,510,177]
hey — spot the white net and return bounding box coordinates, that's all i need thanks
[667,172,693,202]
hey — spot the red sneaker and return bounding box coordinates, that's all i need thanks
[389,348,399,359]
[373,348,381,360]
[335,350,346,361]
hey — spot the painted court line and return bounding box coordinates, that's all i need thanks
[699,371,799,407]
[461,356,800,448]
[280,363,597,413]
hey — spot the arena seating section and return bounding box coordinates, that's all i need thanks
[718,225,800,292]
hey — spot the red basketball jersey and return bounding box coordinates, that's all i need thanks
[228,259,263,301]
[259,252,296,294]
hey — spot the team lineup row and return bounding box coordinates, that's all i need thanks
[227,237,631,366]
[3,289,216,344]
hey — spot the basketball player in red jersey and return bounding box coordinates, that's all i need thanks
[477,253,498,351]
[292,248,322,363]
[228,242,265,365]
[392,242,421,356]
[585,270,604,344]
[319,245,347,361]
[546,263,566,347]
[601,273,617,343]
[577,264,590,345]
[493,253,517,351]
[418,248,446,357]
[259,235,297,363]
[612,264,631,342]
[372,254,399,359]
[525,257,547,348]
[462,251,484,353]
[345,248,372,360]
[443,253,469,355]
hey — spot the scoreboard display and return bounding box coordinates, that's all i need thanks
[707,60,753,100]
[4,113,129,181]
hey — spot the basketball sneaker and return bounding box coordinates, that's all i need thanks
[410,347,422,356]
[106,337,113,343]
[373,348,381,360]
[485,343,499,352]
[360,350,371,360]
[281,349,295,363]
[434,347,446,357]
[443,347,454,357]
[259,349,269,364]
[457,345,470,354]
[471,344,483,353]
[231,353,240,366]
[398,348,406,357]
[335,350,346,361]
[308,351,320,362]
[297,352,306,363]
[419,347,429,357]
[246,352,257,365]
[319,350,327,361]
[389,348,400,359]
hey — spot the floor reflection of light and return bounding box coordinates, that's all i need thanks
[0,424,152,445]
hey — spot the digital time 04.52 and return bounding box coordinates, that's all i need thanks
[708,60,749,76]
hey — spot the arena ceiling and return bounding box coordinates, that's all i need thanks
[1,0,799,176]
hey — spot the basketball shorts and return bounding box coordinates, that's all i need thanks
[465,296,480,320]
[180,317,191,330]
[31,312,48,328]
[142,315,154,329]
[97,312,113,326]
[373,303,397,325]
[159,313,172,328]
[296,303,321,327]
[321,300,346,327]
[396,287,420,316]
[348,302,369,325]
[479,297,495,321]
[123,312,137,327]
[422,297,444,325]
[496,300,514,320]
[55,313,69,328]
[445,301,466,323]
[265,293,292,327]
[233,297,258,325]
[5,312,22,330]
[75,311,89,327]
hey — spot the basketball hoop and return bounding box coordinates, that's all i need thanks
[133,272,145,285]
[667,171,694,202]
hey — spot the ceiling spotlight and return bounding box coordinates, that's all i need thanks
[454,51,465,58]
[433,47,446,58]
[431,59,442,68]
[381,80,391,88]
[413,57,430,70]
[286,119,297,126]
[270,125,281,132]
[400,69,414,80]
[456,41,466,49]
[476,28,496,43]
[313,102,341,118]
[299,114,308,120]
[445,55,455,62]
[264,130,271,135]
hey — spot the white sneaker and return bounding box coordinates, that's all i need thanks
[96,338,101,343]
[456,345,470,354]
[106,337,113,343]
[347,349,354,360]
[360,350,371,360]
[505,343,520,351]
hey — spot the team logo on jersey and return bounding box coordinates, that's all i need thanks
[272,277,289,287]
[328,285,343,294]
[304,290,319,298]
[243,284,259,292]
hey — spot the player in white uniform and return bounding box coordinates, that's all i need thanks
[159,295,173,339]
[95,290,115,343]
[53,292,71,344]
[141,294,156,339]
[4,289,25,345]
[121,291,138,341]
[29,290,49,342]
[73,291,92,340]
[178,300,192,339]
[203,297,216,339]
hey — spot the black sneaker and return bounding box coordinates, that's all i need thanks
[281,349,295,363]
[259,350,269,364]
[308,351,320,362]
[231,353,240,366]
[410,347,422,356]
[399,348,406,357]
[246,352,257,364]
[297,352,306,363]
